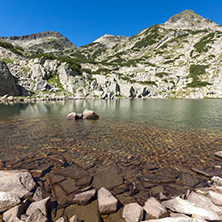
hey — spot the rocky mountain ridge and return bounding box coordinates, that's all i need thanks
[1,10,222,99]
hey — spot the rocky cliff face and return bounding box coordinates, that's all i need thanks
[1,10,222,99]
[0,60,21,96]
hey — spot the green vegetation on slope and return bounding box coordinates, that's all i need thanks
[0,41,24,56]
[186,64,211,87]
[29,53,81,72]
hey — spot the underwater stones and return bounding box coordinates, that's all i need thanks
[73,189,96,205]
[66,109,99,120]
[92,165,124,190]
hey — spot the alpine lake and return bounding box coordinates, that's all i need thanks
[1,98,222,211]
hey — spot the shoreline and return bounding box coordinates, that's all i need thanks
[1,150,222,221]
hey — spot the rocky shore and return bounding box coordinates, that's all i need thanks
[1,150,222,222]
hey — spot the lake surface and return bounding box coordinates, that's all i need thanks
[0,99,222,169]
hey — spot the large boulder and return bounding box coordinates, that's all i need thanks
[162,197,220,221]
[0,192,21,212]
[58,63,86,95]
[82,109,99,120]
[0,60,20,96]
[98,187,118,214]
[0,170,36,198]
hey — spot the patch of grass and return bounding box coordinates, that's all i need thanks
[0,41,23,56]
[187,64,211,88]
[134,25,161,48]
[193,32,216,53]
[2,58,14,64]
[21,67,29,75]
[29,54,81,72]
[155,72,169,78]
[139,80,157,86]
[92,68,110,75]
[47,74,65,91]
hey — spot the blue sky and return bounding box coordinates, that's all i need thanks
[1,0,222,47]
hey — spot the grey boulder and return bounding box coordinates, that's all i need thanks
[122,202,143,222]
[0,192,21,212]
[98,187,118,214]
[0,170,36,198]
[143,197,167,219]
[162,197,220,221]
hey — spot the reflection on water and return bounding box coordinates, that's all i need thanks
[1,99,222,131]
[0,99,222,168]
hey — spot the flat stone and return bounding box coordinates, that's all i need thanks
[122,203,143,222]
[73,189,96,205]
[3,199,29,222]
[0,192,21,212]
[98,187,118,214]
[64,200,102,222]
[140,174,175,184]
[52,184,67,204]
[47,173,66,185]
[143,218,205,221]
[59,178,79,195]
[187,191,222,214]
[26,209,48,222]
[208,191,222,206]
[26,196,51,217]
[75,175,93,188]
[143,197,167,219]
[107,210,125,222]
[0,170,36,198]
[47,154,67,167]
[92,165,124,190]
[162,197,220,221]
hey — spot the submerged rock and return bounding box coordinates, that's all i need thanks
[82,109,99,120]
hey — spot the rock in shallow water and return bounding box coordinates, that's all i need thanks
[0,170,36,198]
[73,189,96,205]
[162,197,220,221]
[143,197,167,219]
[98,187,118,214]
[122,203,143,222]
[82,109,99,120]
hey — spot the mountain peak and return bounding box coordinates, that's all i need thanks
[164,9,218,30]
[93,34,129,48]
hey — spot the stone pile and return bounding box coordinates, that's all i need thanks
[1,151,222,221]
[66,109,99,120]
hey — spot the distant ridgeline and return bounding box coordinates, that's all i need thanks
[1,10,222,99]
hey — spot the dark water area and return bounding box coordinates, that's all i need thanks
[0,99,222,169]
